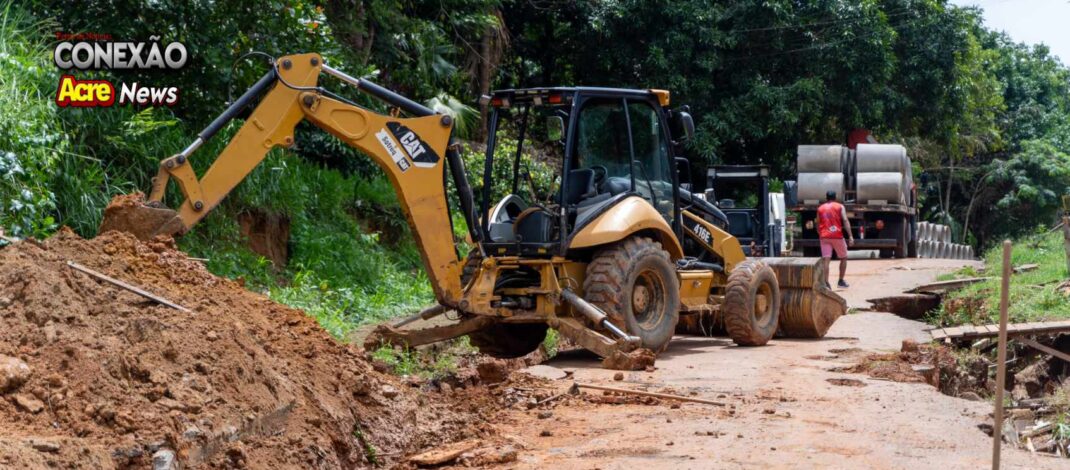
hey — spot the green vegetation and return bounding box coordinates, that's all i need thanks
[5,1,1070,338]
[371,338,477,380]
[351,424,379,467]
[930,230,1070,326]
[541,329,559,359]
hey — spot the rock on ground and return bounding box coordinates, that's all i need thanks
[0,355,30,393]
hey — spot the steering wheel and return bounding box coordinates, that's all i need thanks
[590,165,608,188]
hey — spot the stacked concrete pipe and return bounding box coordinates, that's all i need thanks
[914,221,973,259]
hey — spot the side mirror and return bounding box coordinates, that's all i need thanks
[547,116,564,142]
[674,111,695,143]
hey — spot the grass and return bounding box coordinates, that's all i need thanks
[178,152,435,339]
[928,230,1070,327]
[370,338,477,380]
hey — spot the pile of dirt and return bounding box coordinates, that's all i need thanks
[844,340,957,387]
[0,229,495,468]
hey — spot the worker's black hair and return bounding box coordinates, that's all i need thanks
[826,190,837,201]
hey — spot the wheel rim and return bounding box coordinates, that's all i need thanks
[632,269,666,329]
[754,281,773,324]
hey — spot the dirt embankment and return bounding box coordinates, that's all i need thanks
[0,229,496,468]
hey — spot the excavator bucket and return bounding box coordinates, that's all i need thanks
[678,257,846,338]
[762,257,847,338]
[98,193,186,241]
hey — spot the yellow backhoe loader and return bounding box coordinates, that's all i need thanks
[101,53,846,367]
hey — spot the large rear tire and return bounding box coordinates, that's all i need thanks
[584,236,680,352]
[460,250,548,358]
[723,260,781,346]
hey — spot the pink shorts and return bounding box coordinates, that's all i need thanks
[820,238,848,259]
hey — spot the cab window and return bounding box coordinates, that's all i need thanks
[627,100,674,222]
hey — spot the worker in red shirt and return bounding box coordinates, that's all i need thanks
[817,190,854,288]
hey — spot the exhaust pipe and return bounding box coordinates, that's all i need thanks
[560,289,641,347]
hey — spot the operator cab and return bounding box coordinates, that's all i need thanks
[478,87,693,257]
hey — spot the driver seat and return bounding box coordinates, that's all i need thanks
[564,168,598,205]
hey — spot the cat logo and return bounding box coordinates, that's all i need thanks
[387,122,439,168]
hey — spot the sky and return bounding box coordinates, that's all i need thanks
[950,0,1070,64]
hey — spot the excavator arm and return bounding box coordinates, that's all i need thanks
[100,53,481,306]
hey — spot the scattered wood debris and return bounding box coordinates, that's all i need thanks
[575,382,729,407]
[931,320,1070,342]
[67,260,191,312]
[1013,263,1040,274]
[407,439,482,466]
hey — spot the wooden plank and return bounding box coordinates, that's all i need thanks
[576,383,730,407]
[931,330,948,341]
[942,327,965,338]
[1013,263,1039,274]
[983,325,999,334]
[908,277,991,295]
[67,261,191,313]
[1018,338,1070,364]
[1022,321,1048,334]
[962,325,980,337]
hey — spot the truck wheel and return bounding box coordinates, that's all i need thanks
[467,323,548,358]
[584,236,680,352]
[723,260,781,346]
[894,219,909,258]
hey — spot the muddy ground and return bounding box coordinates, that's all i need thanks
[2,232,1063,469]
[494,258,1067,469]
[0,230,517,469]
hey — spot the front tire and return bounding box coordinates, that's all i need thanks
[723,260,781,346]
[584,236,680,352]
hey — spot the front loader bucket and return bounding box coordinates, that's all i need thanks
[98,193,186,241]
[677,257,846,339]
[762,257,847,338]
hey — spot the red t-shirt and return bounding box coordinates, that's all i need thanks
[818,201,844,239]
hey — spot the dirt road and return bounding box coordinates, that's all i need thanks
[502,258,1063,469]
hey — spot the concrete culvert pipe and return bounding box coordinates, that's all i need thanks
[936,242,948,259]
[856,173,905,204]
[966,246,974,259]
[919,240,930,258]
[797,145,845,173]
[919,222,931,242]
[935,226,945,243]
[856,144,908,173]
[797,173,844,203]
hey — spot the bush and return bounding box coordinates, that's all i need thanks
[0,3,61,237]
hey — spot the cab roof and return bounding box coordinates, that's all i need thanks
[485,87,671,107]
